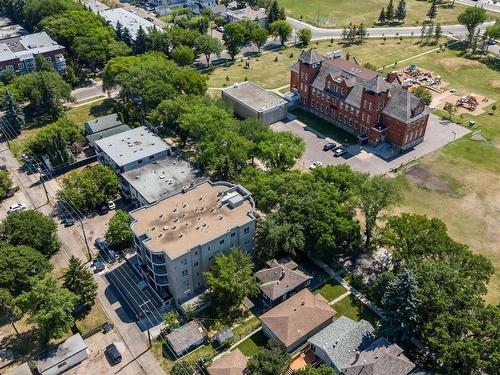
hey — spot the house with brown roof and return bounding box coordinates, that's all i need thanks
[260,288,335,352]
[255,259,312,307]
[207,349,248,375]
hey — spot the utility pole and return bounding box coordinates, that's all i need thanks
[40,176,49,204]
[80,219,92,260]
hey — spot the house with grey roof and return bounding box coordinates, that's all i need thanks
[37,333,88,375]
[86,124,132,148]
[255,259,312,307]
[165,320,208,357]
[342,337,416,375]
[308,316,375,373]
[225,6,268,28]
[213,327,235,347]
[84,113,123,135]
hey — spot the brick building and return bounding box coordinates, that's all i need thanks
[290,49,429,151]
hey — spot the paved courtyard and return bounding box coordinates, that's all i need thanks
[271,114,470,175]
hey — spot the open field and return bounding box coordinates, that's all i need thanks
[388,47,500,304]
[207,38,437,89]
[281,0,498,27]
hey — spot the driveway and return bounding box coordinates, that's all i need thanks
[272,114,470,175]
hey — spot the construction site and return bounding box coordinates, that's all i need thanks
[397,64,496,116]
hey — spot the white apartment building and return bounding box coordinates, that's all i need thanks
[130,181,256,303]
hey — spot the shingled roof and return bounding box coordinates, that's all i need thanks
[342,337,416,375]
[364,75,393,94]
[382,85,429,123]
[260,289,334,347]
[255,259,312,301]
[207,349,248,375]
[299,49,323,65]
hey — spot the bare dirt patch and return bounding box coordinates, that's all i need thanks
[405,165,451,193]
[439,57,482,72]
[491,80,500,89]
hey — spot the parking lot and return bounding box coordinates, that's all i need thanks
[271,113,470,175]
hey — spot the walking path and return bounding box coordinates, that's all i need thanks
[329,290,351,305]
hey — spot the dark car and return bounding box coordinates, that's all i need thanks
[102,322,114,333]
[62,218,75,227]
[323,143,336,151]
[95,237,107,251]
[105,343,122,365]
[98,205,109,215]
[93,258,105,273]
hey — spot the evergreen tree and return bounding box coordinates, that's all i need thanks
[133,26,148,54]
[39,77,64,121]
[434,23,442,43]
[395,0,406,23]
[341,26,349,44]
[357,23,367,44]
[278,6,286,20]
[427,0,438,20]
[3,90,24,136]
[378,8,386,24]
[420,23,427,41]
[121,27,132,47]
[479,31,489,55]
[13,0,24,24]
[267,0,280,25]
[115,20,123,41]
[63,256,98,307]
[425,22,434,44]
[386,0,395,21]
[381,269,420,343]
[471,28,481,54]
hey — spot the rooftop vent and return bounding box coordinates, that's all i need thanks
[218,215,223,220]
[163,226,168,231]
[159,213,164,218]
[174,217,178,222]
[179,233,183,238]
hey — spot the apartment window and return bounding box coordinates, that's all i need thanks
[244,227,249,234]
[368,102,373,110]
[349,119,353,126]
[350,106,354,114]
[219,239,224,245]
[338,114,342,122]
[149,155,154,160]
[182,269,188,277]
[340,102,344,109]
[231,232,235,238]
[193,262,199,267]
[356,109,359,116]
[209,256,214,262]
[367,115,371,123]
[183,279,189,286]
[137,159,143,164]
[320,105,324,112]
[180,258,187,265]
[343,117,348,125]
[194,250,198,255]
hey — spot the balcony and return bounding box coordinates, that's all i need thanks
[155,275,169,286]
[154,265,167,276]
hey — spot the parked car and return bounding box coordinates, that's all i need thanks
[7,202,26,214]
[98,205,109,215]
[145,16,154,21]
[95,237,107,251]
[107,200,116,210]
[105,343,122,365]
[323,143,336,151]
[95,238,119,262]
[216,26,224,32]
[102,322,114,333]
[62,217,76,227]
[93,258,105,273]
[333,147,347,157]
[309,161,323,170]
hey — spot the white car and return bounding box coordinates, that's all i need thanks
[309,161,323,170]
[7,202,26,214]
[107,201,116,210]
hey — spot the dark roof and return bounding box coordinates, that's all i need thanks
[86,124,132,145]
[37,334,87,373]
[255,259,312,301]
[364,75,392,94]
[308,316,375,369]
[213,328,234,345]
[382,85,429,123]
[343,337,416,375]
[299,49,323,65]
[290,61,300,73]
[84,113,122,135]
[166,320,207,355]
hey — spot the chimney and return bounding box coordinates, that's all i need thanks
[386,71,398,83]
[346,53,350,61]
[279,268,285,281]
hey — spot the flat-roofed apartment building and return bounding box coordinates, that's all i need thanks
[130,180,256,303]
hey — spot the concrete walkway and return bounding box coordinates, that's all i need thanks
[329,290,351,306]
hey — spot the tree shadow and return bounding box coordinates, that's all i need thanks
[0,329,43,363]
[88,99,116,118]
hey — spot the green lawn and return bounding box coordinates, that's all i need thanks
[291,108,358,144]
[75,303,109,334]
[207,38,437,89]
[280,0,498,27]
[314,280,348,302]
[65,98,116,126]
[233,316,261,339]
[332,295,379,327]
[237,330,268,357]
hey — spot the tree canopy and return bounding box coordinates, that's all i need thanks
[0,170,13,201]
[458,7,488,44]
[63,256,97,306]
[248,345,292,375]
[270,20,293,46]
[105,210,133,250]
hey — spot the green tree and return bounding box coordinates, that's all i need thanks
[204,248,259,309]
[17,276,78,341]
[427,0,437,20]
[378,8,386,24]
[267,0,280,25]
[1,209,59,256]
[23,0,79,30]
[115,20,123,40]
[356,175,401,250]
[195,34,223,65]
[133,25,148,54]
[386,0,395,21]
[248,345,292,375]
[3,90,24,136]
[411,85,432,105]
[357,23,367,44]
[0,170,13,201]
[256,130,305,170]
[270,20,293,46]
[222,22,246,60]
[121,27,132,47]
[35,54,55,72]
[434,22,442,43]
[458,7,487,45]
[296,366,338,375]
[63,255,97,306]
[162,310,181,332]
[105,210,133,250]
[251,28,269,53]
[381,269,420,343]
[395,0,406,23]
[486,23,500,39]
[297,28,312,46]
[0,288,21,331]
[172,45,195,66]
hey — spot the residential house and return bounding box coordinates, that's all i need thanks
[308,316,375,373]
[130,180,256,302]
[225,6,268,29]
[260,289,335,352]
[94,126,170,174]
[210,4,227,18]
[342,337,416,375]
[166,320,208,357]
[207,348,248,375]
[255,259,312,307]
[0,32,66,75]
[290,49,430,151]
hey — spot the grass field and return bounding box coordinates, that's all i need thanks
[314,280,348,302]
[75,303,109,334]
[236,330,268,356]
[281,0,497,27]
[207,38,437,89]
[65,99,116,126]
[385,47,500,304]
[332,295,379,326]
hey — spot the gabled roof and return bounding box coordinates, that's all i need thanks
[299,49,323,65]
[364,75,392,94]
[208,349,248,375]
[260,289,334,347]
[308,316,375,370]
[85,113,123,134]
[342,337,416,375]
[255,259,312,301]
[382,85,429,123]
[166,320,207,355]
